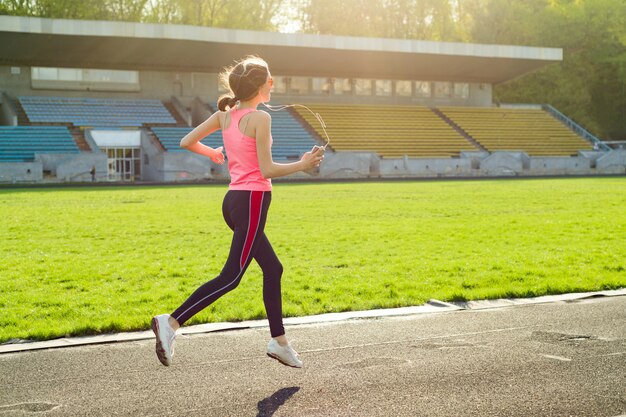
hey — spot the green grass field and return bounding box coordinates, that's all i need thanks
[1,178,625,343]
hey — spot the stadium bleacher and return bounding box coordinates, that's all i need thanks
[293,104,477,158]
[267,109,321,159]
[151,127,221,153]
[152,108,319,160]
[438,107,592,156]
[3,96,593,167]
[0,126,80,162]
[19,96,176,127]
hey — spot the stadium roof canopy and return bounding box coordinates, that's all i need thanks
[0,15,562,84]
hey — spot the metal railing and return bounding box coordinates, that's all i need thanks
[543,104,611,151]
[603,141,626,149]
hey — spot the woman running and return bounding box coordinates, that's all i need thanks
[151,56,324,368]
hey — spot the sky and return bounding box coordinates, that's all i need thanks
[272,0,303,33]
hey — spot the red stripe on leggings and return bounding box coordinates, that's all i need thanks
[240,191,263,269]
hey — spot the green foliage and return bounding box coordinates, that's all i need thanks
[300,0,463,41]
[0,0,284,29]
[143,0,284,30]
[0,0,148,20]
[0,179,624,342]
[490,0,626,139]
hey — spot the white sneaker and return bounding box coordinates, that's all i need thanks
[151,314,176,366]
[267,338,303,368]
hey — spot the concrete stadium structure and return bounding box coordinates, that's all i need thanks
[0,15,623,183]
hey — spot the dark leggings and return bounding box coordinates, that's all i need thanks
[172,190,285,338]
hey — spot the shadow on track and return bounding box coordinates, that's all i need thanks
[256,386,300,417]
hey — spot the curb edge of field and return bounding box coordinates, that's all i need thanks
[1,288,625,354]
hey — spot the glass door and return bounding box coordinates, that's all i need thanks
[105,147,141,181]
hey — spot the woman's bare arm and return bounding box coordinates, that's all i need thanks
[255,111,322,179]
[180,112,225,164]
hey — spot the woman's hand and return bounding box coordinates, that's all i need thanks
[179,112,225,164]
[300,146,324,171]
[256,112,325,178]
[209,146,225,165]
[185,142,225,164]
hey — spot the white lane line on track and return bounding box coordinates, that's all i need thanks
[589,351,626,358]
[300,325,538,354]
[540,354,572,362]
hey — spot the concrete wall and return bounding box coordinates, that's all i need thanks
[40,153,107,182]
[0,161,42,183]
[2,65,493,109]
[149,149,623,181]
[460,151,490,169]
[319,151,378,178]
[475,150,625,176]
[3,66,196,105]
[0,66,201,102]
[0,152,108,183]
[596,150,626,174]
[0,92,18,126]
[138,130,230,182]
[0,102,17,126]
[380,156,475,177]
[140,130,164,182]
[467,83,492,107]
[480,152,529,176]
[528,156,590,176]
[579,151,604,169]
[191,97,213,126]
[0,155,96,183]
[0,66,32,99]
[268,81,491,107]
[465,150,624,177]
[82,129,100,152]
[2,149,624,183]
[320,150,626,178]
[161,152,215,182]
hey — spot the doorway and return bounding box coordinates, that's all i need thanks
[105,147,141,181]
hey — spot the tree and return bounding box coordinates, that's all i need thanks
[299,0,463,41]
[0,0,32,15]
[0,0,285,30]
[0,0,139,20]
[492,0,626,139]
[143,0,178,23]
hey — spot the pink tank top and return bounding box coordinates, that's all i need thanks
[222,108,272,191]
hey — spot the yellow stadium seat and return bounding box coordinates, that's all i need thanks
[293,104,477,158]
[437,107,592,156]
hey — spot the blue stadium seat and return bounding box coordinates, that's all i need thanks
[0,126,79,162]
[151,110,317,161]
[151,127,222,154]
[18,96,176,127]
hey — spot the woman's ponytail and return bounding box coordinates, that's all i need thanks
[217,94,238,112]
[217,56,269,112]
